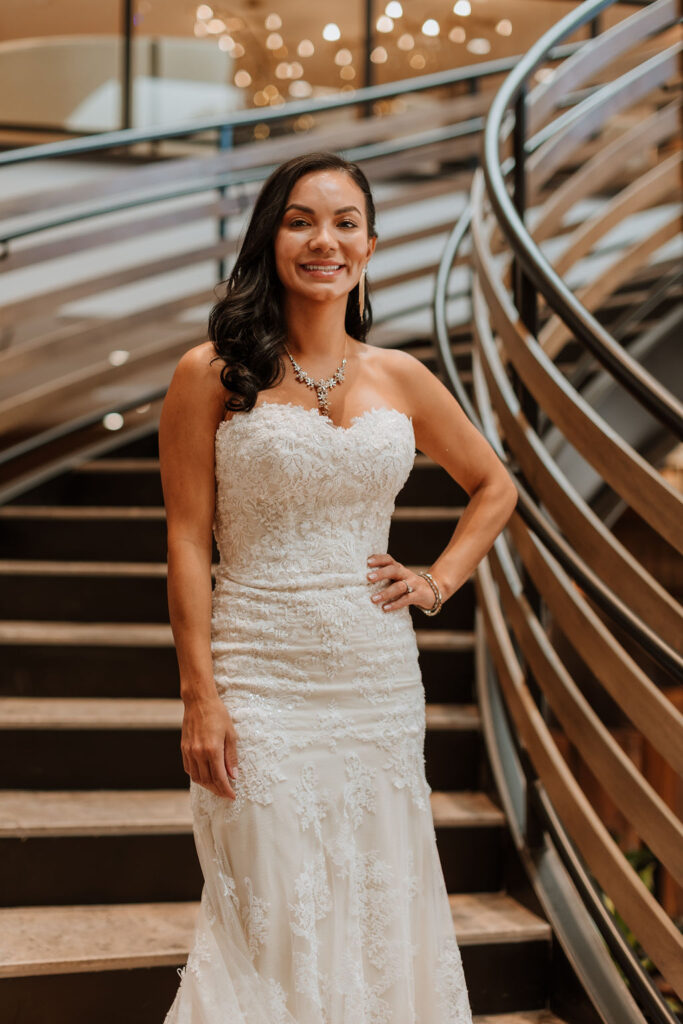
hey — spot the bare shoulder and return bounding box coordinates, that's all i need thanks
[361,343,440,409]
[172,341,225,392]
[160,341,229,449]
[166,342,227,413]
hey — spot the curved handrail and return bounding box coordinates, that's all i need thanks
[433,0,683,1015]
[432,208,683,679]
[481,0,683,438]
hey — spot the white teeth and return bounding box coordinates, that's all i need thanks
[302,264,343,270]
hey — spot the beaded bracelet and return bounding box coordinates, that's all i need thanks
[416,571,443,616]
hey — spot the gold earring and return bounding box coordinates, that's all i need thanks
[358,266,366,318]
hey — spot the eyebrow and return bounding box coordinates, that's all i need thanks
[283,203,362,216]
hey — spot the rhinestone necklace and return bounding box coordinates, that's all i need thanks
[284,338,348,416]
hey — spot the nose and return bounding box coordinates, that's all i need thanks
[309,222,337,252]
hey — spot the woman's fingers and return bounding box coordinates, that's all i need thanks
[374,577,414,610]
[180,697,239,799]
[207,755,236,800]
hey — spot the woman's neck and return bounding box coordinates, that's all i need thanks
[282,293,350,363]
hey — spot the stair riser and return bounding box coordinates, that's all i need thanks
[0,646,474,703]
[0,729,482,790]
[0,576,474,630]
[0,518,463,566]
[15,464,468,509]
[0,939,548,1023]
[0,825,503,906]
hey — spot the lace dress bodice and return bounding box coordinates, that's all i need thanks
[213,402,416,588]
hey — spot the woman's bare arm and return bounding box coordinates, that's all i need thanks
[158,342,239,799]
[366,349,518,611]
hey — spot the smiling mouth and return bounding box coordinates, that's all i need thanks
[300,263,345,275]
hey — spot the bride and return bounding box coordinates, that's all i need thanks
[159,150,517,1022]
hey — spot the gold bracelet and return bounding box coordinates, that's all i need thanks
[416,571,442,616]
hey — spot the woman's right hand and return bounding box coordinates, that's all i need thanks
[181,694,239,800]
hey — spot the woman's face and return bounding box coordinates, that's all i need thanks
[273,170,376,305]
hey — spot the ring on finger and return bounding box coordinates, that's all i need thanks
[405,581,414,594]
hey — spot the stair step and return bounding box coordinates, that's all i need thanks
[0,892,549,978]
[0,697,480,732]
[77,454,446,473]
[473,1014,570,1024]
[0,697,481,793]
[0,504,464,521]
[13,452,469,507]
[0,508,470,581]
[0,618,473,651]
[0,788,503,838]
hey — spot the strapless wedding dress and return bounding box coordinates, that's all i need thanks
[164,401,472,1023]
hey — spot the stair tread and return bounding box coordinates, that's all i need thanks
[0,504,464,521]
[0,619,474,652]
[472,1014,570,1024]
[0,788,504,837]
[0,892,549,977]
[0,697,480,731]
[78,454,451,472]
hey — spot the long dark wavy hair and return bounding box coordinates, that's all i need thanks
[208,151,378,412]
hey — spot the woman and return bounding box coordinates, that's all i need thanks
[159,151,517,1023]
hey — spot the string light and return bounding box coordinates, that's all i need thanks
[453,0,471,14]
[263,84,279,98]
[397,33,414,50]
[449,26,466,42]
[108,350,129,366]
[206,17,225,33]
[370,46,388,63]
[290,80,313,97]
[466,37,491,53]
[340,65,355,79]
[276,61,303,79]
[409,53,426,69]
[266,32,283,49]
[335,48,353,65]
[196,5,213,19]
[496,19,512,35]
[376,15,394,32]
[234,70,251,87]
[254,123,270,139]
[298,39,315,57]
[421,19,439,36]
[322,23,341,41]
[103,413,124,431]
[535,67,554,82]
[253,91,268,106]
[231,42,245,57]
[385,1,403,16]
[264,13,282,30]
[218,34,235,51]
[194,21,209,36]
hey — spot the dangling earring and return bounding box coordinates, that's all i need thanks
[358,265,366,318]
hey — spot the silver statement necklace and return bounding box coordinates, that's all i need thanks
[284,338,348,417]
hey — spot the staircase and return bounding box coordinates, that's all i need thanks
[0,353,575,1023]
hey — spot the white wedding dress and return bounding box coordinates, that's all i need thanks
[164,400,473,1023]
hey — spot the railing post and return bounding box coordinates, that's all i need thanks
[217,185,229,283]
[362,0,374,119]
[121,0,134,131]
[219,125,234,151]
[511,84,546,715]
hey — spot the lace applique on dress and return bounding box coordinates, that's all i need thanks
[164,403,473,1024]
